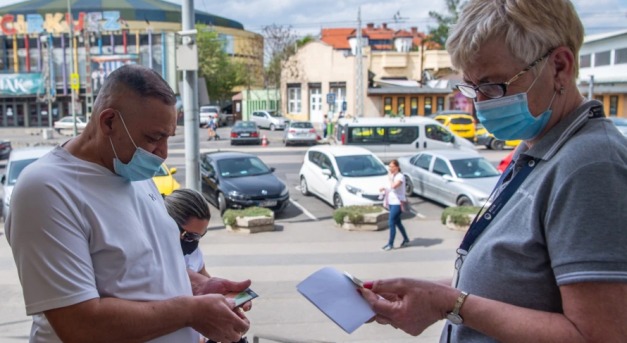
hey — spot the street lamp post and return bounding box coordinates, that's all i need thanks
[38,35,55,131]
[68,0,77,136]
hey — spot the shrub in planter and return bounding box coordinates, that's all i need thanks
[223,207,275,234]
[441,206,481,231]
[333,205,388,231]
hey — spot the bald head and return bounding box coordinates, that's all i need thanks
[93,65,176,116]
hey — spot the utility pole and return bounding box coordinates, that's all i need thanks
[68,0,78,136]
[39,35,55,131]
[355,7,364,117]
[588,75,595,100]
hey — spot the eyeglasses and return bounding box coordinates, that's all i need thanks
[178,225,209,242]
[456,50,553,100]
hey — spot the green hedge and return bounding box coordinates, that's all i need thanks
[333,205,385,225]
[440,206,481,226]
[223,207,273,226]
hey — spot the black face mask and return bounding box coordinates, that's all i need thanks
[180,239,199,255]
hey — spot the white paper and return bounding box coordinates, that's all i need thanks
[297,266,375,334]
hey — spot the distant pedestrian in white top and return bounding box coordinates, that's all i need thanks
[380,159,410,251]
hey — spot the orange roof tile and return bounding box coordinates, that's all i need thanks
[321,28,354,50]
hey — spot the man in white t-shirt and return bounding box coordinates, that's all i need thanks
[5,65,249,343]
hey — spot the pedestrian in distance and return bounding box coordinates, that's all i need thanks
[322,114,328,139]
[164,188,252,343]
[379,159,410,251]
[207,117,218,141]
[359,0,627,342]
[5,64,250,343]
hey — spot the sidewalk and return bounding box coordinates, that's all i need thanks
[0,207,463,343]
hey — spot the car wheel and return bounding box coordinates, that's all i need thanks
[217,193,227,215]
[270,124,276,131]
[490,139,505,150]
[300,177,310,196]
[333,193,344,209]
[405,175,413,196]
[456,195,472,207]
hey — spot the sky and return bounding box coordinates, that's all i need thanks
[0,0,625,37]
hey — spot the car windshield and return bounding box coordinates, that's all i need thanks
[268,111,282,118]
[336,155,387,177]
[450,158,500,179]
[235,122,256,129]
[218,157,271,178]
[290,122,313,129]
[7,158,38,185]
[154,165,168,177]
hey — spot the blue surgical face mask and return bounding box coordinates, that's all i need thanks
[474,61,556,141]
[109,112,164,181]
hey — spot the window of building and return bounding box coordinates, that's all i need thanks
[594,51,611,66]
[610,95,618,116]
[424,97,433,115]
[436,97,445,112]
[384,97,392,115]
[397,97,406,116]
[288,85,301,113]
[330,82,346,112]
[410,97,418,116]
[615,48,627,65]
[580,54,591,68]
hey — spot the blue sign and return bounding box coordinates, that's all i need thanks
[342,101,347,111]
[326,93,336,104]
[0,73,44,96]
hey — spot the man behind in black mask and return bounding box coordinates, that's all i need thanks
[165,189,252,343]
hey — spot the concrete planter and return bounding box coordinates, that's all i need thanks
[337,210,389,231]
[226,213,275,234]
[443,214,475,232]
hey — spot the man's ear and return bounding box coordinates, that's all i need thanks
[99,109,117,136]
[551,46,576,90]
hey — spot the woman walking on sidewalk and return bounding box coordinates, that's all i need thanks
[380,159,410,251]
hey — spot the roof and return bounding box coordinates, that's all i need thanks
[0,0,244,30]
[321,28,355,50]
[320,24,442,51]
[583,29,627,43]
[308,145,375,157]
[368,86,452,95]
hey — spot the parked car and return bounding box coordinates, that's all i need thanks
[1,146,53,221]
[200,151,289,214]
[283,121,318,146]
[474,123,521,150]
[230,121,261,145]
[498,150,515,173]
[609,117,627,137]
[152,163,181,196]
[0,139,12,160]
[53,116,87,132]
[251,110,288,131]
[433,112,476,140]
[199,106,220,127]
[399,150,501,207]
[334,116,476,162]
[299,145,389,208]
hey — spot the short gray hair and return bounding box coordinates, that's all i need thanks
[447,0,583,77]
[93,64,176,113]
[164,189,211,227]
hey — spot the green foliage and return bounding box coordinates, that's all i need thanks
[223,207,273,226]
[428,0,465,48]
[196,24,243,102]
[333,205,385,225]
[440,206,480,226]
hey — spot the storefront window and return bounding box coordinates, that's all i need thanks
[410,97,418,116]
[610,95,618,116]
[384,97,392,115]
[397,97,406,116]
[424,97,433,115]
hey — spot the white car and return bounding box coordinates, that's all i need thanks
[53,116,87,132]
[399,150,501,207]
[1,146,53,221]
[251,110,287,131]
[299,146,389,208]
[283,121,318,146]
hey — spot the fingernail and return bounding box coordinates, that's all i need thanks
[363,281,373,289]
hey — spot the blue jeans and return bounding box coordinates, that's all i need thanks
[388,204,409,246]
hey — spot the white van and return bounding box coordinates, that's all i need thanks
[334,117,476,162]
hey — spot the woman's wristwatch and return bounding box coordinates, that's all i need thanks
[446,291,469,325]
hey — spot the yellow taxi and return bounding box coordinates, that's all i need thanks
[474,124,521,150]
[152,163,181,196]
[433,112,476,139]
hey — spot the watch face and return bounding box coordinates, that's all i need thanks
[446,313,463,325]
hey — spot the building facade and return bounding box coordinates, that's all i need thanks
[0,0,263,128]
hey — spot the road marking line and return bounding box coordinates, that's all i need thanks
[289,199,318,221]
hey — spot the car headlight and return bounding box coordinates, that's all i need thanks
[345,184,362,194]
[280,187,289,196]
[228,190,249,200]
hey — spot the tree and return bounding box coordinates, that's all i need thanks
[428,0,465,48]
[196,24,243,104]
[261,24,299,89]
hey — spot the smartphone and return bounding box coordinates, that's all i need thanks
[343,271,364,288]
[231,288,259,308]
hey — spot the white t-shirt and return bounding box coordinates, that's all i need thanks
[5,146,198,343]
[386,173,406,205]
[184,248,205,273]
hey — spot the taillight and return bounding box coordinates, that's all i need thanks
[309,129,316,133]
[289,129,296,134]
[341,132,346,144]
[251,132,259,137]
[230,132,237,138]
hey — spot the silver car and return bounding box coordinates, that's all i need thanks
[251,110,287,131]
[399,150,501,207]
[53,116,87,132]
[1,146,53,221]
[283,121,318,146]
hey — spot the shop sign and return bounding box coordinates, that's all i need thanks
[0,73,44,96]
[0,10,121,36]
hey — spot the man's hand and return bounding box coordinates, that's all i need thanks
[189,294,250,343]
